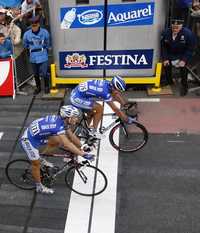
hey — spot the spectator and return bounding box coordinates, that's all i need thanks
[23,16,50,95]
[21,0,41,16]
[0,33,13,58]
[0,9,21,45]
[161,19,196,96]
[191,0,200,16]
[0,9,6,25]
[21,0,43,26]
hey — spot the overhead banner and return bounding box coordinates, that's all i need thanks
[0,58,15,97]
[60,2,155,29]
[59,49,153,70]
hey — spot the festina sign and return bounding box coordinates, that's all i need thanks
[59,49,153,70]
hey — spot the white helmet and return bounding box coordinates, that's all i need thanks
[60,105,80,118]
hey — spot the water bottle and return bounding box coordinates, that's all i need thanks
[61,8,76,29]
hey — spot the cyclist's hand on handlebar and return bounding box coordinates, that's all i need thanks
[82,144,93,153]
[83,153,95,161]
[127,116,136,124]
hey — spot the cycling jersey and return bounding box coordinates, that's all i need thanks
[70,80,112,110]
[21,115,66,148]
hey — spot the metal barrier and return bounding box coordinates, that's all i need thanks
[50,62,162,93]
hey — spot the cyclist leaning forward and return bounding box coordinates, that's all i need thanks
[70,75,135,138]
[20,105,95,194]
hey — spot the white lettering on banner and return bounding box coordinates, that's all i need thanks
[78,9,103,25]
[0,132,4,140]
[108,5,152,25]
[89,54,148,66]
[0,61,10,86]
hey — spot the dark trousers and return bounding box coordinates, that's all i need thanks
[31,61,49,91]
[164,63,188,89]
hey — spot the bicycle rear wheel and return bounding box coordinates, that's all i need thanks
[109,122,148,152]
[65,164,107,196]
[5,159,35,190]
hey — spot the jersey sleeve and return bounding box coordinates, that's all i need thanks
[103,92,112,102]
[51,118,66,135]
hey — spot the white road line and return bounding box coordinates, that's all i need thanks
[0,132,4,140]
[90,103,119,233]
[64,189,92,233]
[64,102,119,233]
[128,98,160,102]
[167,140,185,143]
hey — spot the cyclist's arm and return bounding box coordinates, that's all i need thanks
[66,128,82,148]
[111,90,127,106]
[58,134,85,156]
[107,101,128,122]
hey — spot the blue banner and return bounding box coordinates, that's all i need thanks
[59,50,153,70]
[0,0,21,7]
[60,2,155,29]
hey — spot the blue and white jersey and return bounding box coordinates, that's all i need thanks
[25,115,66,148]
[74,80,112,102]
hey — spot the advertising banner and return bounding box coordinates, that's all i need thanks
[0,0,21,7]
[60,2,155,29]
[0,58,15,97]
[59,49,153,70]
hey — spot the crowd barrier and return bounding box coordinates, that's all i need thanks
[15,49,33,88]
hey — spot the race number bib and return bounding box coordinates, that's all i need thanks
[79,82,88,92]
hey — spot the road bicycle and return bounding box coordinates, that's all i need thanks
[74,103,148,153]
[5,148,108,197]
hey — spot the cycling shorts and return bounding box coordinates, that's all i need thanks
[20,129,40,161]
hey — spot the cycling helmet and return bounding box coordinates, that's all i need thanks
[111,75,126,91]
[60,105,80,118]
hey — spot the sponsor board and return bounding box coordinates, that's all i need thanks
[0,58,15,97]
[59,49,153,70]
[60,2,155,29]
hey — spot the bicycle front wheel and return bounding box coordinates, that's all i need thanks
[65,164,107,196]
[5,159,35,190]
[109,122,148,152]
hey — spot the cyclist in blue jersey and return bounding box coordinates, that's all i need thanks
[20,105,95,194]
[70,76,135,137]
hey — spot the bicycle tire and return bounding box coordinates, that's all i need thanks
[109,122,148,152]
[5,159,35,190]
[65,164,107,196]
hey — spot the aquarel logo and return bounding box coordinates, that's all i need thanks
[108,5,153,26]
[78,9,103,25]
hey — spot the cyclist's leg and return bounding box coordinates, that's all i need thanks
[20,133,54,194]
[20,136,41,183]
[91,102,103,130]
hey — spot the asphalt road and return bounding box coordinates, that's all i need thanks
[1,91,200,233]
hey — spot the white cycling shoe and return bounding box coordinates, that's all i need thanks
[88,128,105,140]
[36,184,54,194]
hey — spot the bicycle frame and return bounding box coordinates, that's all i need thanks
[78,112,122,136]
[41,153,78,179]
